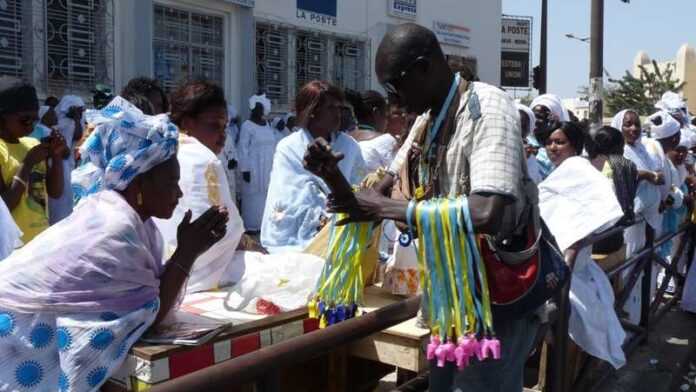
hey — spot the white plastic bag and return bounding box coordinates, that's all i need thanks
[221,251,325,314]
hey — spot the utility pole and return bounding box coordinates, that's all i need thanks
[589,0,604,127]
[539,0,548,93]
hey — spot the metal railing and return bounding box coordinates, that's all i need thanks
[548,220,694,392]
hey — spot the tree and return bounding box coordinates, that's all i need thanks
[604,60,685,116]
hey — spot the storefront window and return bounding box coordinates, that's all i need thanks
[256,23,289,106]
[295,31,327,93]
[153,5,224,92]
[254,20,368,110]
[1,0,114,97]
[0,0,24,79]
[45,0,114,95]
[334,39,365,92]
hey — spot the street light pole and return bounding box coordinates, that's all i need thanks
[589,0,604,127]
[540,0,548,93]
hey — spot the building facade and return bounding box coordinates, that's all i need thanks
[2,0,254,113]
[1,0,502,116]
[562,98,589,121]
[633,44,696,115]
[253,0,503,112]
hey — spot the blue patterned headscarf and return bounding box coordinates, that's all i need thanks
[71,96,178,201]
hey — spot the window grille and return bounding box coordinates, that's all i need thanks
[295,31,326,93]
[0,0,24,79]
[153,4,224,92]
[256,22,288,106]
[334,39,365,92]
[1,0,115,98]
[43,0,114,96]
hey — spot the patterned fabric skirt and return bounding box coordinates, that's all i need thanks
[0,299,159,392]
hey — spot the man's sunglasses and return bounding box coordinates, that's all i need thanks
[381,56,428,96]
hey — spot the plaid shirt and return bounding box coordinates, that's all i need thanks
[390,81,533,237]
[441,82,525,200]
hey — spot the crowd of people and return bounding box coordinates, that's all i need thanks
[0,22,695,392]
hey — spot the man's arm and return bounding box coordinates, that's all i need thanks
[370,192,510,235]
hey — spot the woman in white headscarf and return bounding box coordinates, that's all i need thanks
[219,104,240,203]
[611,109,663,323]
[238,94,277,233]
[48,95,85,224]
[517,103,543,184]
[530,94,570,179]
[3,97,228,392]
[271,116,291,142]
[539,121,627,370]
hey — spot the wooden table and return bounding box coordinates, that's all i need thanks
[349,286,430,373]
[105,286,426,391]
[105,291,317,391]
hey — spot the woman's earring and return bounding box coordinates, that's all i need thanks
[137,192,143,206]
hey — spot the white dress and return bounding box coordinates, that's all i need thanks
[622,140,662,323]
[154,134,245,294]
[238,120,278,231]
[539,156,627,369]
[260,129,366,253]
[0,190,164,392]
[358,133,397,174]
[218,124,239,202]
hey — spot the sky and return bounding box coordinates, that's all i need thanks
[502,0,696,99]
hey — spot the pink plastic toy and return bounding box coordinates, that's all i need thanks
[426,335,441,361]
[461,335,480,361]
[454,341,470,369]
[435,340,456,367]
[479,337,501,360]
[443,341,456,363]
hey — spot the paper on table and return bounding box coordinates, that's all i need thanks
[141,310,231,346]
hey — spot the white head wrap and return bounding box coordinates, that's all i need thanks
[655,91,690,126]
[678,130,694,149]
[227,104,238,121]
[56,95,85,118]
[678,127,696,149]
[72,96,179,199]
[516,103,536,136]
[610,109,638,131]
[647,110,681,140]
[530,94,570,122]
[270,117,284,129]
[249,94,272,117]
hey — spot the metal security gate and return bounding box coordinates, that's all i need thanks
[295,30,327,95]
[333,38,365,92]
[1,0,114,98]
[256,22,289,106]
[153,4,224,92]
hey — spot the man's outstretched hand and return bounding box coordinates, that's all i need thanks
[303,137,353,200]
[303,137,343,178]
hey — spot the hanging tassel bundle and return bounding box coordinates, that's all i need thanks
[308,213,375,328]
[407,197,500,370]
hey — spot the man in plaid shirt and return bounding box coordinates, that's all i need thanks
[304,23,539,392]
